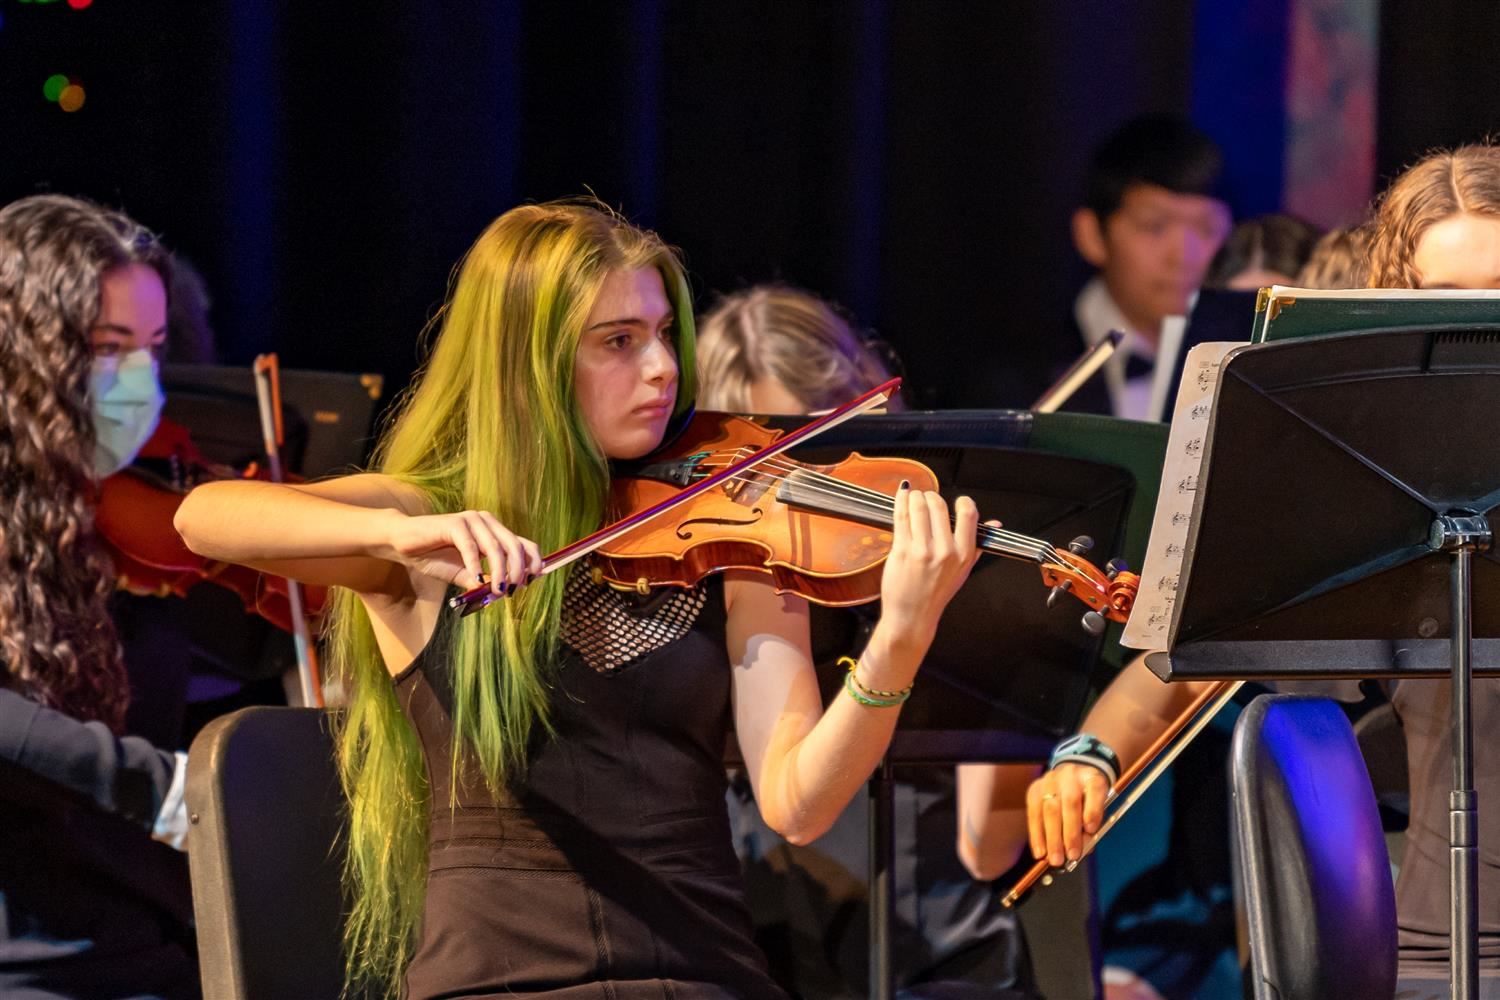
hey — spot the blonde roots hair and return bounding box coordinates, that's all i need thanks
[1296,225,1372,290]
[1368,144,1500,288]
[696,285,900,412]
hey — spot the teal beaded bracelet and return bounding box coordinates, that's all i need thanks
[839,656,912,708]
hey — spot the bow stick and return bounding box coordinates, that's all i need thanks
[1032,329,1124,413]
[252,354,324,708]
[1000,677,1243,907]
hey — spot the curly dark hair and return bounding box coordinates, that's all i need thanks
[0,194,170,732]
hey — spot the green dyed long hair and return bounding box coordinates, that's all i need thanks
[328,201,696,997]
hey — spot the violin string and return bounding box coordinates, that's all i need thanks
[685,448,1062,561]
[685,456,1057,563]
[696,457,1057,562]
[693,448,979,522]
[686,450,1062,562]
[692,449,1000,527]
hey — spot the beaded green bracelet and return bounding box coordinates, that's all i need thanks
[839,655,912,707]
[843,670,908,707]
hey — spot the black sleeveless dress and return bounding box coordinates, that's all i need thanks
[395,572,789,1000]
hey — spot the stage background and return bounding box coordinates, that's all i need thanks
[7,0,1473,412]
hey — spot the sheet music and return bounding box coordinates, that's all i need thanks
[1120,341,1242,650]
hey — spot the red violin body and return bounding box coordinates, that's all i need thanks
[95,416,326,633]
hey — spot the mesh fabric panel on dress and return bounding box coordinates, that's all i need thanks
[561,565,710,674]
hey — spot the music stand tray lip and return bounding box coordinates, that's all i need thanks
[1147,639,1500,682]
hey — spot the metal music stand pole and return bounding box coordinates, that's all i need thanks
[868,754,896,1000]
[1435,513,1490,1000]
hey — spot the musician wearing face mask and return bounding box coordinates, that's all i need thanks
[83,222,209,750]
[0,194,199,1000]
[89,263,169,476]
[84,225,295,751]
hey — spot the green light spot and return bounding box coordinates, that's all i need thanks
[43,74,68,102]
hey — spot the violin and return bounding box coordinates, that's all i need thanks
[94,413,327,635]
[449,379,1139,628]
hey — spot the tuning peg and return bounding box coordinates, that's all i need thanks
[1105,558,1129,580]
[1047,581,1073,608]
[1067,535,1094,555]
[1081,611,1107,636]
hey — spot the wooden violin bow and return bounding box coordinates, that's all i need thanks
[253,353,324,708]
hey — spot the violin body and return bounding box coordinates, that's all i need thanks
[95,416,326,633]
[595,410,1138,626]
[599,412,935,607]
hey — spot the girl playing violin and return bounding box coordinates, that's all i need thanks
[175,201,984,999]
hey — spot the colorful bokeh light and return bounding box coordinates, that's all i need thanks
[43,73,69,102]
[58,84,86,112]
[67,0,92,8]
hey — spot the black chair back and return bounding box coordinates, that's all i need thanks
[1230,694,1396,1000]
[186,707,349,1000]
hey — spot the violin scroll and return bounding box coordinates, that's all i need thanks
[1038,545,1140,634]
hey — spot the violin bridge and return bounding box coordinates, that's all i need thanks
[629,450,711,487]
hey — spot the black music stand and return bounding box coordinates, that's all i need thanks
[772,411,1154,1000]
[1145,327,1500,1000]
[162,363,383,478]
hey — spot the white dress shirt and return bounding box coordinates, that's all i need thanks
[1073,277,1159,420]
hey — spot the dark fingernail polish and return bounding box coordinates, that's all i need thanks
[899,479,910,490]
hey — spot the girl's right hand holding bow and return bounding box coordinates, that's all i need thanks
[382,509,543,597]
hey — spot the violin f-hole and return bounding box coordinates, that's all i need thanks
[676,508,764,540]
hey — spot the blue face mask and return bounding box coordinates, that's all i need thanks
[90,347,164,477]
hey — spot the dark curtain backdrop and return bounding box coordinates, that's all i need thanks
[7,1,1495,413]
[2,1,1200,413]
[1377,1,1500,186]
